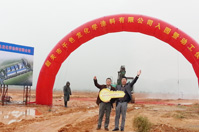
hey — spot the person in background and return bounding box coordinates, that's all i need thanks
[94,76,116,131]
[113,70,141,131]
[63,81,72,107]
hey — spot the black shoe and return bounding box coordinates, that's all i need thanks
[112,128,119,131]
[96,127,101,130]
[120,128,124,131]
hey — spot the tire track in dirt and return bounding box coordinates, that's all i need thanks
[58,115,98,132]
[0,106,98,132]
[57,104,139,132]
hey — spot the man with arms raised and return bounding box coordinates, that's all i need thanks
[113,70,141,131]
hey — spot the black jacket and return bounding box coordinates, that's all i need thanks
[116,76,139,103]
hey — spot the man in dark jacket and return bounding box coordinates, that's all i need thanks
[113,70,141,131]
[63,81,72,107]
[94,76,116,131]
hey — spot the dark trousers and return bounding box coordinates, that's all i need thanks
[98,102,112,128]
[115,102,128,129]
[64,95,69,107]
[64,101,68,107]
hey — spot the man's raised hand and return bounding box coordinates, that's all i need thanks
[137,70,141,76]
[94,76,97,80]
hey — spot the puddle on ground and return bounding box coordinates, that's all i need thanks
[0,108,42,125]
[134,107,141,110]
[178,103,193,105]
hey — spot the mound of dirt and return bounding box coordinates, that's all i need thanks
[151,124,197,132]
[0,122,5,127]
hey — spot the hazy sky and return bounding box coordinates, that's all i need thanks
[0,0,199,98]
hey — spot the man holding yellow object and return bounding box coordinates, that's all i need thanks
[94,76,116,131]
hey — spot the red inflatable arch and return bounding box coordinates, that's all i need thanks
[36,14,199,105]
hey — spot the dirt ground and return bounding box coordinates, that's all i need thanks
[0,89,199,132]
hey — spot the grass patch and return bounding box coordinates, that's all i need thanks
[133,116,152,132]
[173,110,190,119]
[177,104,187,109]
[174,113,185,119]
